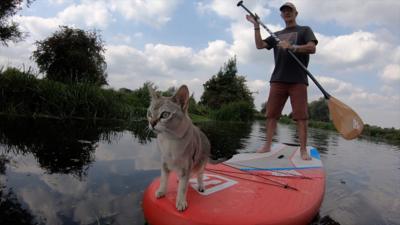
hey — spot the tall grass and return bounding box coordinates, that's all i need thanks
[0,67,147,120]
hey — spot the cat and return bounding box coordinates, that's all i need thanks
[147,84,211,211]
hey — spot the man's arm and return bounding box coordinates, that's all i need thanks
[246,15,268,49]
[278,40,316,54]
[254,28,268,49]
[292,41,316,54]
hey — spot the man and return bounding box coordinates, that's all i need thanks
[246,2,318,160]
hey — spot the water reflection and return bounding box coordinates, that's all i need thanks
[0,186,42,225]
[0,117,122,178]
[308,128,333,154]
[196,121,252,159]
[126,120,155,144]
[0,117,159,225]
[257,121,298,145]
[0,117,399,225]
[0,155,8,174]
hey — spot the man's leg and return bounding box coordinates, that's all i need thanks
[258,83,288,153]
[297,119,311,160]
[289,84,311,160]
[257,118,277,153]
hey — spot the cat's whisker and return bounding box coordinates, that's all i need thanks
[146,129,151,139]
[145,126,154,139]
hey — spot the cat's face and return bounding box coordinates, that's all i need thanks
[147,97,184,133]
[147,85,189,134]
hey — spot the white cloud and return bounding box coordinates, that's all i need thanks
[111,34,133,44]
[248,79,268,91]
[197,0,244,20]
[15,16,61,41]
[57,2,111,28]
[288,0,400,28]
[48,0,70,5]
[381,64,400,82]
[229,20,281,65]
[313,31,400,97]
[315,31,390,71]
[144,43,194,72]
[20,0,182,35]
[108,0,182,27]
[194,40,234,67]
[0,41,36,69]
[316,76,363,99]
[198,0,271,21]
[104,41,234,100]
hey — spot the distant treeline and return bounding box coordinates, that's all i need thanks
[362,124,400,143]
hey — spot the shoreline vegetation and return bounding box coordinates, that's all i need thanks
[1,67,399,145]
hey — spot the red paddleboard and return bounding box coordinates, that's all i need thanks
[142,143,325,225]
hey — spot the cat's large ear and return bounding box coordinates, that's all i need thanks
[173,85,189,113]
[147,84,159,99]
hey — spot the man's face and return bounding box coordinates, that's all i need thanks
[280,7,297,22]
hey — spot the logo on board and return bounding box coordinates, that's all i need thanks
[189,174,237,196]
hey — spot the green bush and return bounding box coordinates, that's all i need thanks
[362,124,400,143]
[210,101,254,122]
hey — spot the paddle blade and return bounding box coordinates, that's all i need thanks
[328,97,364,140]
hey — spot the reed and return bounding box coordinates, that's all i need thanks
[0,67,147,120]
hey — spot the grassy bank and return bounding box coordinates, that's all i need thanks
[0,68,147,121]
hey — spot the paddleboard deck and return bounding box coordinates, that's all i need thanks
[143,143,325,225]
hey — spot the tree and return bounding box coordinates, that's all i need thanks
[308,97,330,122]
[32,26,107,86]
[0,0,34,46]
[131,81,153,108]
[161,86,177,97]
[200,57,254,109]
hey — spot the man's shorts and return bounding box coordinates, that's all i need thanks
[265,82,308,120]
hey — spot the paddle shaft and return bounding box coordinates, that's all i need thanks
[237,1,331,99]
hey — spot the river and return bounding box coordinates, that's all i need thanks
[0,117,399,225]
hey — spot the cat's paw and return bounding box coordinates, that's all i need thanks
[176,199,188,211]
[198,184,205,192]
[155,189,166,198]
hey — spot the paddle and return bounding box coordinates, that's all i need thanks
[237,1,364,140]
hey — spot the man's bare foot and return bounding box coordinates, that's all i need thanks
[257,145,271,153]
[300,149,312,160]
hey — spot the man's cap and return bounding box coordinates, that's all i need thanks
[280,2,297,12]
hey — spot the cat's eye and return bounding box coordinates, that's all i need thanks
[160,111,170,119]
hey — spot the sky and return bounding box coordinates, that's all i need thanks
[1,0,399,128]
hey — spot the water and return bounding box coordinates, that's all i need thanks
[0,117,399,225]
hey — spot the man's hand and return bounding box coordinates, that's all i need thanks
[277,40,292,49]
[246,14,259,26]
